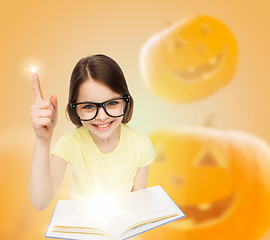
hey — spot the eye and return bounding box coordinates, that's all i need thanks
[155,152,166,163]
[153,141,166,163]
[197,152,219,166]
[200,23,212,35]
[173,38,187,50]
[108,101,117,106]
[194,146,227,168]
[83,104,95,110]
[169,176,185,186]
[106,100,119,107]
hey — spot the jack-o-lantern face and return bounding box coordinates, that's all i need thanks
[154,141,234,230]
[140,15,238,103]
[140,127,270,240]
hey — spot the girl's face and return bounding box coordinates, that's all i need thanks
[76,79,124,142]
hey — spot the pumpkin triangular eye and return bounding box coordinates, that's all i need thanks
[198,152,218,166]
[200,23,212,35]
[170,176,185,186]
[174,38,187,49]
[153,142,166,163]
[156,152,166,163]
[194,146,227,168]
[169,38,187,53]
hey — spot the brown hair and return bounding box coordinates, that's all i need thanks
[66,54,134,127]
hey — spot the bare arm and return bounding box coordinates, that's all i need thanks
[29,72,66,210]
[29,145,67,210]
[131,165,149,191]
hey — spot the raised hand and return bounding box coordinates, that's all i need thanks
[30,72,58,141]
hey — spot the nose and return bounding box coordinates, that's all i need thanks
[169,176,185,186]
[96,106,108,121]
[197,43,206,53]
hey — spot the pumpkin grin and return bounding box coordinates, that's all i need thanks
[169,193,237,230]
[170,48,226,83]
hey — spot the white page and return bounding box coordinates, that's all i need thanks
[46,200,113,239]
[106,186,183,237]
[120,214,184,239]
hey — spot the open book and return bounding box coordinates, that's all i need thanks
[45,185,185,240]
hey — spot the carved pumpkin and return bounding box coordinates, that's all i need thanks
[140,15,238,103]
[140,126,270,240]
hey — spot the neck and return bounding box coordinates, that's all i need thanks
[90,125,121,154]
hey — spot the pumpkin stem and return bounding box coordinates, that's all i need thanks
[203,113,216,127]
[163,19,172,26]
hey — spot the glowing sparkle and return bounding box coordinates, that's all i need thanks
[24,66,38,73]
[86,192,118,221]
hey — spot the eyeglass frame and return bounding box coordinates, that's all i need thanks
[71,96,130,121]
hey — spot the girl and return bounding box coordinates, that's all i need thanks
[29,54,155,210]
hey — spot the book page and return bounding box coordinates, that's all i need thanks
[46,200,114,239]
[121,214,183,239]
[106,186,183,237]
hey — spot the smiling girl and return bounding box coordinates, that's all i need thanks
[29,54,155,210]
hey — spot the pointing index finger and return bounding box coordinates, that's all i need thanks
[32,72,44,102]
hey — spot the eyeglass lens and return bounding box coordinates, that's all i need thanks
[75,98,126,120]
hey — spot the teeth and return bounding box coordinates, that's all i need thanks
[198,203,211,211]
[96,123,110,128]
[169,218,195,229]
[187,67,196,73]
[209,57,217,65]
[202,72,213,80]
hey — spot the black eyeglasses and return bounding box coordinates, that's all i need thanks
[71,96,130,121]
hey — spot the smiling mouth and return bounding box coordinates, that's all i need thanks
[170,48,226,83]
[169,193,237,230]
[92,121,114,129]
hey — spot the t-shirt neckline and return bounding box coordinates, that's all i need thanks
[84,123,124,157]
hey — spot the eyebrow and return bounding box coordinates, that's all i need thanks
[76,96,122,104]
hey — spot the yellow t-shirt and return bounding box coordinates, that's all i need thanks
[51,123,155,201]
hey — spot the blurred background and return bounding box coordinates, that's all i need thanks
[1,0,270,239]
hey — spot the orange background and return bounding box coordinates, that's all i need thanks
[1,0,270,239]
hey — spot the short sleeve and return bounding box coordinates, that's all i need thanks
[139,136,156,167]
[51,133,74,164]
